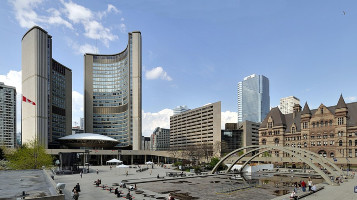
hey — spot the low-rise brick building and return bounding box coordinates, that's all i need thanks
[259,95,357,160]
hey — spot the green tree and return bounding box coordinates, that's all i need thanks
[6,140,53,169]
[207,157,225,170]
[262,151,272,157]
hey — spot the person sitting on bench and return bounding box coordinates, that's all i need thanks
[126,191,132,200]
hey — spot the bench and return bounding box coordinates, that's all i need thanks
[297,186,324,199]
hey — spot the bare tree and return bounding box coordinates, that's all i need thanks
[183,146,201,165]
[169,148,182,163]
[201,143,213,162]
[213,141,230,158]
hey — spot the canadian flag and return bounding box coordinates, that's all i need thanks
[22,95,36,105]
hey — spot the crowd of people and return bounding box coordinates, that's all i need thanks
[290,178,317,200]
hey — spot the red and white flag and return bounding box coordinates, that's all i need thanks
[22,95,36,105]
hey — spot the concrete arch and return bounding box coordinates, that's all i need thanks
[211,145,339,186]
[283,147,341,178]
[211,145,260,174]
[225,146,340,179]
[291,148,344,177]
[226,147,263,173]
[237,146,336,186]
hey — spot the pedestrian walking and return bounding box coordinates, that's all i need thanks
[308,178,312,191]
[96,169,99,175]
[126,171,128,176]
[301,180,306,192]
[80,171,82,178]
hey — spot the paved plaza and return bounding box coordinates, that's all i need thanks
[272,174,357,200]
[51,165,357,200]
[50,165,300,200]
[0,170,55,199]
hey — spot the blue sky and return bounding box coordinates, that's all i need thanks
[0,0,356,136]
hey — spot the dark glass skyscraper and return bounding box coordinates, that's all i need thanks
[238,74,270,123]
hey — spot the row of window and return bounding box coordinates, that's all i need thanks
[268,117,345,130]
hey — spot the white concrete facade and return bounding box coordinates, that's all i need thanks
[279,96,300,114]
[21,27,51,147]
[170,102,221,155]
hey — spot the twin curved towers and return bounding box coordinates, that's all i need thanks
[211,145,346,185]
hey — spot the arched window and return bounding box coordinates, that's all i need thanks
[312,122,315,128]
[320,121,324,127]
[329,120,333,126]
[349,140,352,146]
[330,152,335,158]
[292,127,296,134]
[304,142,307,147]
[355,140,357,146]
[262,139,266,145]
[339,140,343,146]
[318,150,327,157]
[274,138,279,146]
[338,131,344,137]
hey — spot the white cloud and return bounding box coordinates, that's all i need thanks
[121,17,125,21]
[11,0,73,29]
[221,111,238,129]
[47,8,73,29]
[11,0,119,48]
[78,43,98,55]
[61,0,92,23]
[107,4,119,13]
[66,38,98,55]
[11,0,44,28]
[145,67,173,81]
[61,0,118,47]
[142,109,173,136]
[119,23,127,33]
[346,96,357,102]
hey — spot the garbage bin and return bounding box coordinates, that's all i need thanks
[354,186,357,193]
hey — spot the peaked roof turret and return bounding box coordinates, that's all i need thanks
[301,102,311,115]
[260,107,286,128]
[336,94,347,109]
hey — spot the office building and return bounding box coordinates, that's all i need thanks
[173,105,190,115]
[0,82,16,148]
[221,121,260,154]
[80,117,84,130]
[141,136,151,151]
[72,127,84,135]
[84,31,142,150]
[239,120,260,147]
[22,26,72,148]
[170,102,221,155]
[279,96,300,114]
[151,127,170,151]
[259,95,357,159]
[238,74,270,123]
